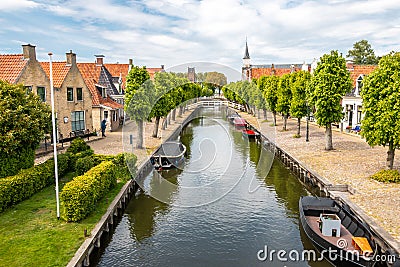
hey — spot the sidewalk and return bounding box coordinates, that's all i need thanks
[240,111,400,243]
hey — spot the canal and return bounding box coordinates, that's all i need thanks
[96,107,331,267]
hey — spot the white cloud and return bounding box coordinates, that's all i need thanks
[0,0,39,10]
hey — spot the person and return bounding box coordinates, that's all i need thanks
[101,119,107,137]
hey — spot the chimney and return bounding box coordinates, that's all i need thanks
[66,50,76,65]
[271,63,276,75]
[346,59,354,70]
[22,44,37,61]
[290,64,295,73]
[128,58,133,72]
[161,64,164,69]
[95,55,104,66]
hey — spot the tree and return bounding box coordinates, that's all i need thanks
[361,52,400,169]
[0,80,51,177]
[205,72,227,87]
[290,71,311,137]
[309,50,352,150]
[347,40,378,65]
[277,73,293,131]
[125,66,153,149]
[261,75,279,126]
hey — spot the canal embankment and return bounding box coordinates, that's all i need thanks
[238,110,400,251]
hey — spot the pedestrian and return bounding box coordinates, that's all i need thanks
[101,119,107,137]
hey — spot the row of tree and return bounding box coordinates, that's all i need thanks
[125,67,214,148]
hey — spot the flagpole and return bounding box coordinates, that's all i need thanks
[48,52,60,219]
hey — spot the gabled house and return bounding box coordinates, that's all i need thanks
[40,50,93,139]
[77,56,123,132]
[0,44,50,103]
[341,61,377,129]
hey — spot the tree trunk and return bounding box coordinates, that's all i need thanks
[273,111,277,126]
[387,146,395,169]
[263,109,267,120]
[162,117,167,130]
[172,108,176,121]
[137,119,144,149]
[167,113,171,126]
[152,117,160,138]
[179,106,183,117]
[325,124,333,150]
[257,109,261,119]
[283,114,288,131]
[297,117,301,136]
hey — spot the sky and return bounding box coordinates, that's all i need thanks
[1,0,400,80]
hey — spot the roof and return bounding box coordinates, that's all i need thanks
[243,41,250,59]
[250,64,302,79]
[104,63,129,90]
[40,62,71,88]
[0,54,28,83]
[77,62,122,109]
[349,65,376,87]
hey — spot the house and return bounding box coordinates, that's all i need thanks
[0,44,50,104]
[40,50,93,139]
[241,40,308,81]
[341,61,377,130]
[77,55,123,132]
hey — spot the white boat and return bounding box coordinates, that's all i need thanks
[150,141,186,170]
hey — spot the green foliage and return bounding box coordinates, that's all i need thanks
[361,52,400,149]
[276,73,293,115]
[290,71,311,118]
[222,80,259,108]
[347,40,378,65]
[0,80,51,176]
[370,169,400,183]
[0,153,70,212]
[66,137,92,154]
[204,71,227,86]
[0,147,35,178]
[75,154,116,176]
[309,50,352,127]
[61,161,118,222]
[259,75,279,113]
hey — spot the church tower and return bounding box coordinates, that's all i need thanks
[242,39,251,81]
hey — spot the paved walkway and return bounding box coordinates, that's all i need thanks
[240,111,400,243]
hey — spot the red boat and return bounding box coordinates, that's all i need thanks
[242,129,259,140]
[233,118,246,128]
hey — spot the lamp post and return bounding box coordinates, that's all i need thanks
[49,52,60,219]
[306,101,310,142]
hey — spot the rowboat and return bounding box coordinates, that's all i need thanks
[150,141,186,170]
[242,129,259,141]
[299,196,399,267]
[233,118,247,128]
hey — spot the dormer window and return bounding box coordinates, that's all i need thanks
[102,88,106,98]
[356,75,363,96]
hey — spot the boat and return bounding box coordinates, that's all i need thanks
[227,113,240,124]
[233,117,247,129]
[299,196,398,267]
[150,141,186,170]
[241,129,259,141]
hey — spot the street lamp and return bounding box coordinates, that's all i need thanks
[306,101,310,142]
[49,52,60,219]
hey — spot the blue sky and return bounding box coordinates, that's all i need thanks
[1,0,400,77]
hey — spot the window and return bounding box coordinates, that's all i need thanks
[37,87,45,102]
[357,106,363,124]
[71,111,85,132]
[67,87,74,101]
[102,88,107,98]
[104,111,108,120]
[356,75,363,95]
[25,86,32,94]
[76,88,83,101]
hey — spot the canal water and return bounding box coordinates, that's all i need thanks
[96,107,331,267]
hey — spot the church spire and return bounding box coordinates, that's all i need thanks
[243,38,251,68]
[243,38,250,59]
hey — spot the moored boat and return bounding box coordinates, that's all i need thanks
[233,117,247,128]
[242,129,259,141]
[150,141,186,170]
[299,196,399,267]
[227,113,240,124]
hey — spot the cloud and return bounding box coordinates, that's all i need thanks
[0,0,39,10]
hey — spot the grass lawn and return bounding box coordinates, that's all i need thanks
[0,171,130,267]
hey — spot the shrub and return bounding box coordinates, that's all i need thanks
[370,169,400,183]
[75,156,97,176]
[61,161,118,222]
[66,149,94,168]
[0,147,35,178]
[0,154,70,212]
[66,138,92,154]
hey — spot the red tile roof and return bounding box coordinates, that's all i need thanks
[77,63,103,106]
[349,65,376,87]
[77,62,122,109]
[40,62,71,88]
[104,63,129,89]
[251,67,294,79]
[0,54,28,83]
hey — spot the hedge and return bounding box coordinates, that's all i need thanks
[0,147,35,178]
[370,169,400,183]
[61,161,118,222]
[0,153,70,212]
